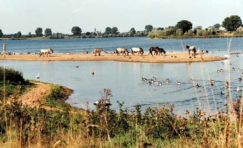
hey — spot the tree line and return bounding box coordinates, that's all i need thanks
[148,15,243,39]
[0,15,242,39]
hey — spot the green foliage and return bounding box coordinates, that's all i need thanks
[45,28,52,36]
[16,31,22,38]
[175,20,193,34]
[35,27,43,37]
[0,29,3,37]
[222,15,242,31]
[71,26,82,36]
[104,27,111,34]
[111,27,119,34]
[145,24,153,32]
[214,23,221,29]
[129,28,136,35]
[0,67,26,84]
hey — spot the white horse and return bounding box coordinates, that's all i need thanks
[131,47,144,55]
[116,48,129,56]
[185,45,196,58]
[39,48,53,57]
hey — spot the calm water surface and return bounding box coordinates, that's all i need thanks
[0,37,243,115]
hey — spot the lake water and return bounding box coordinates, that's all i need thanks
[0,37,243,115]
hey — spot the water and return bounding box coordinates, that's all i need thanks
[1,37,243,54]
[0,37,243,115]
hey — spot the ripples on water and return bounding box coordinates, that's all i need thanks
[0,37,243,115]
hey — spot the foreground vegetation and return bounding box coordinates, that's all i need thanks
[1,67,243,147]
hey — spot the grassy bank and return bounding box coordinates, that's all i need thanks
[1,67,243,147]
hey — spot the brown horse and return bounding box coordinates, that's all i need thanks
[149,47,166,56]
[93,48,103,56]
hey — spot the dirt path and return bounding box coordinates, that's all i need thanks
[18,81,52,108]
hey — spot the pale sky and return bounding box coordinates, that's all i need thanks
[0,0,243,34]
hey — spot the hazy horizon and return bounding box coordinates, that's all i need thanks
[1,0,243,34]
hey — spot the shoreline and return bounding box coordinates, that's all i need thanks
[0,52,227,63]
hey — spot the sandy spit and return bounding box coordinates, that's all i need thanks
[0,52,227,63]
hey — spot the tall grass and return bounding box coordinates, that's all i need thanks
[0,63,243,147]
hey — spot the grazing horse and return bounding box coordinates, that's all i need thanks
[116,48,129,56]
[149,47,166,56]
[131,47,144,55]
[93,48,103,56]
[155,47,166,56]
[186,45,196,58]
[39,48,53,57]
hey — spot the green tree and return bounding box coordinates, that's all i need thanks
[35,27,43,37]
[104,27,111,34]
[0,29,3,37]
[71,26,82,36]
[145,24,153,32]
[175,20,193,34]
[16,31,22,38]
[86,32,91,35]
[45,28,52,36]
[111,27,119,34]
[129,28,136,35]
[214,23,221,29]
[222,15,242,31]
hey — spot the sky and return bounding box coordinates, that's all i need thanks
[0,0,243,34]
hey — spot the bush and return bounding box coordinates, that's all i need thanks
[0,66,25,84]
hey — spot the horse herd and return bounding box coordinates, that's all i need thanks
[37,45,197,58]
[93,45,197,57]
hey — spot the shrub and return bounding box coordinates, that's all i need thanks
[0,66,25,84]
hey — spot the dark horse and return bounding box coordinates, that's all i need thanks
[149,47,166,56]
[185,45,196,58]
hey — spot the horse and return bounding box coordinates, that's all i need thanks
[93,48,103,56]
[116,48,129,56]
[155,47,166,56]
[39,48,53,57]
[149,47,166,56]
[131,47,144,55]
[185,45,196,58]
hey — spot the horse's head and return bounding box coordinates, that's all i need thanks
[50,48,53,53]
[185,45,189,49]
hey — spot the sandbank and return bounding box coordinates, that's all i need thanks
[0,52,227,63]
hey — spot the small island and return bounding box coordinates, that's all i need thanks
[0,52,227,63]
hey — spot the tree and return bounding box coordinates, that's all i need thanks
[222,15,242,31]
[35,27,43,37]
[214,23,221,29]
[86,32,91,35]
[45,28,52,36]
[145,25,153,32]
[157,27,164,30]
[129,28,136,35]
[16,31,22,38]
[175,20,193,34]
[0,29,3,37]
[71,26,82,36]
[104,27,111,34]
[111,27,119,34]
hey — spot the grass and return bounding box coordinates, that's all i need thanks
[1,65,243,147]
